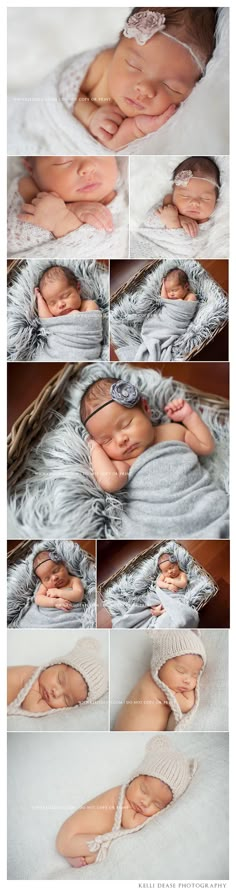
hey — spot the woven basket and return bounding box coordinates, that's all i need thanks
[8,361,229,490]
[7,539,95,567]
[98,540,219,614]
[110,260,228,360]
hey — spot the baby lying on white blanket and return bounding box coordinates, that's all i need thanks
[7,156,128,258]
[80,377,229,539]
[114,629,206,731]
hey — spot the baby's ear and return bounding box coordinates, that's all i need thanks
[22,157,33,173]
[141,397,151,417]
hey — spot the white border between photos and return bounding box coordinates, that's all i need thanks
[2,0,235,890]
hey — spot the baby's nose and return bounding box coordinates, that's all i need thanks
[136,80,155,100]
[79,160,96,176]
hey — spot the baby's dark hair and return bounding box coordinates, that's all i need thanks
[124,8,217,67]
[164,268,189,288]
[38,265,79,292]
[173,156,220,192]
[158,552,177,566]
[80,378,119,425]
[33,551,51,575]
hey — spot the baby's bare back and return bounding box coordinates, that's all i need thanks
[113,671,171,732]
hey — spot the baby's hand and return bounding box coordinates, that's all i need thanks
[150,604,165,616]
[105,104,176,150]
[47,587,61,598]
[67,201,113,233]
[35,288,52,319]
[55,598,73,611]
[156,204,180,229]
[179,215,199,238]
[164,399,193,423]
[18,192,68,233]
[89,104,125,145]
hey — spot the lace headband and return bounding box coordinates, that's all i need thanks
[173,170,219,189]
[123,11,205,74]
[83,380,141,425]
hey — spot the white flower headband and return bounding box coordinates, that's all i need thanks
[123,10,205,74]
[173,169,219,189]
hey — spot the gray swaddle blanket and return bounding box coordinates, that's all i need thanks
[119,440,229,540]
[34,310,103,361]
[134,299,197,362]
[113,585,199,629]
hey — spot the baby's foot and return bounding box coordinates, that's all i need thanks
[67,855,87,868]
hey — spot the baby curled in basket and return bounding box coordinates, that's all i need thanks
[80,377,229,539]
[114,629,206,732]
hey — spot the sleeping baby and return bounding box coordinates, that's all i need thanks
[56,734,197,866]
[79,376,229,538]
[135,267,197,361]
[7,156,127,257]
[150,553,188,618]
[35,265,99,318]
[7,638,107,716]
[33,551,84,613]
[113,629,206,732]
[157,155,220,238]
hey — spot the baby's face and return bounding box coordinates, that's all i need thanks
[164,274,188,300]
[126,774,172,817]
[86,400,155,461]
[28,156,118,203]
[108,34,199,118]
[159,558,179,578]
[159,654,203,693]
[41,272,81,317]
[35,558,69,590]
[173,178,217,221]
[38,663,88,708]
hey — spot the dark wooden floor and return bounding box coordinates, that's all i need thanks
[110,259,228,361]
[97,539,230,628]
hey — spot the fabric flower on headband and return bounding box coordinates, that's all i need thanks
[110,380,140,407]
[174,170,194,187]
[123,10,166,45]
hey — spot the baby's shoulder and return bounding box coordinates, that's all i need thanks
[186,291,197,302]
[81,299,99,312]
[18,176,38,202]
[155,423,185,444]
[82,48,113,91]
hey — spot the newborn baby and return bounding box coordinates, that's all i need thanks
[151,552,188,618]
[73,7,216,151]
[114,629,206,731]
[157,155,220,237]
[161,268,197,302]
[33,551,84,613]
[16,155,118,237]
[7,638,107,715]
[80,377,215,494]
[35,265,99,318]
[56,735,196,866]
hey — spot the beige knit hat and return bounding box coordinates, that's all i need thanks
[149,629,206,730]
[47,637,108,704]
[129,734,197,801]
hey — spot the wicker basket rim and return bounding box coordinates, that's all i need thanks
[7,539,95,565]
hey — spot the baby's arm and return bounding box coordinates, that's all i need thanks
[122,795,153,829]
[164,399,215,456]
[174,689,195,713]
[102,104,176,150]
[88,440,129,492]
[35,586,72,612]
[47,576,84,604]
[18,193,81,238]
[156,575,177,592]
[66,201,113,233]
[186,291,197,302]
[21,685,52,713]
[81,299,99,312]
[35,288,53,319]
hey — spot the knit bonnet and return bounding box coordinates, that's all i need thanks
[129,734,197,800]
[149,629,206,730]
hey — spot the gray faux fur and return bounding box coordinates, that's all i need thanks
[8,363,229,539]
[102,540,217,623]
[7,259,109,361]
[110,260,228,361]
[7,540,95,627]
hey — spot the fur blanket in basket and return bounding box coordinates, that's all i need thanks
[7,260,109,362]
[102,541,216,629]
[8,363,229,540]
[7,9,228,156]
[111,260,228,361]
[130,155,229,260]
[7,540,96,628]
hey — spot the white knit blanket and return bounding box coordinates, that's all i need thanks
[7,8,229,156]
[130,154,229,260]
[7,166,129,259]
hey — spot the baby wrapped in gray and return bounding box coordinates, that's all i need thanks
[135,299,197,361]
[35,310,103,361]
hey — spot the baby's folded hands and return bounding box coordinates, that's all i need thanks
[67,200,113,233]
[150,604,165,616]
[156,204,180,229]
[179,215,199,238]
[88,103,125,144]
[54,598,73,611]
[164,398,193,423]
[18,192,69,233]
[89,103,176,150]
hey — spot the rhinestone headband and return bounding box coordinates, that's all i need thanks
[123,11,205,74]
[83,380,140,425]
[173,170,219,189]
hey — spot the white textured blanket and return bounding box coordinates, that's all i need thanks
[7,161,129,259]
[130,155,229,260]
[7,8,229,155]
